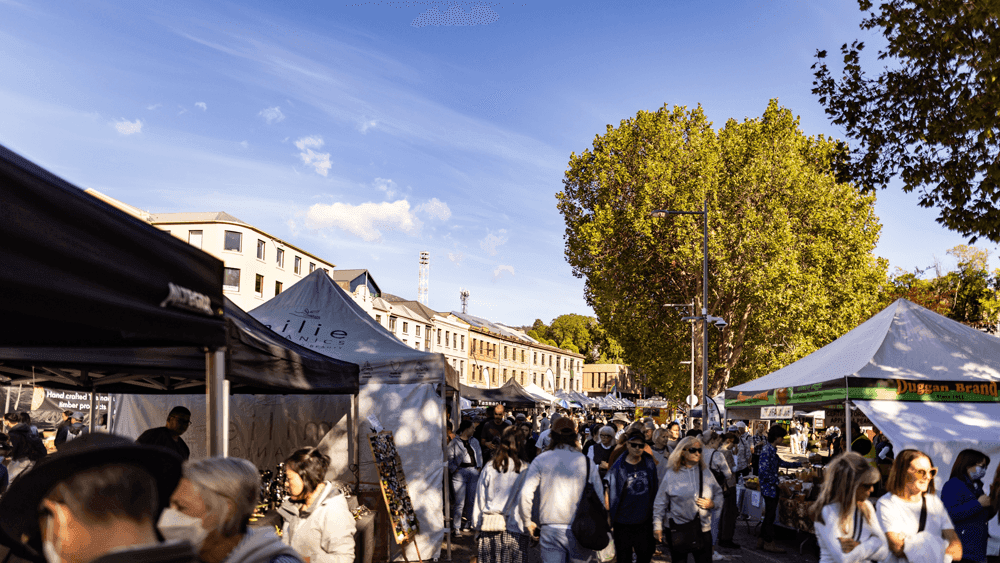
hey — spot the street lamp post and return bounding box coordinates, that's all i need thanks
[652,200,725,430]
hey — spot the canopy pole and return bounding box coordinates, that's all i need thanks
[206,348,226,457]
[353,392,360,491]
[844,397,852,451]
[4,386,10,415]
[88,381,97,434]
[442,371,452,561]
[222,379,230,457]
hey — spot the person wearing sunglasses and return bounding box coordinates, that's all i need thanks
[876,449,962,563]
[941,449,994,563]
[607,430,660,563]
[651,436,722,563]
[810,452,888,563]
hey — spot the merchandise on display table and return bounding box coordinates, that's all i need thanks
[368,431,421,550]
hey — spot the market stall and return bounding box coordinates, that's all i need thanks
[248,270,459,561]
[460,378,540,408]
[726,298,1000,527]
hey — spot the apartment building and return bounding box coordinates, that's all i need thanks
[582,364,644,399]
[430,312,470,382]
[85,189,336,312]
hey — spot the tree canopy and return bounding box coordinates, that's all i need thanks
[812,0,1000,243]
[557,100,888,401]
[880,245,1000,332]
[524,314,623,363]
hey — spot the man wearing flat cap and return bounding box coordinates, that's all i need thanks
[0,432,198,563]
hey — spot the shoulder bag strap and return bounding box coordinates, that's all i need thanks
[918,495,927,533]
[854,505,863,541]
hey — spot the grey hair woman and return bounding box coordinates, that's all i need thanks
[652,436,722,563]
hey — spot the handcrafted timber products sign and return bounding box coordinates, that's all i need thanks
[760,406,793,419]
[725,378,1000,408]
[368,431,420,545]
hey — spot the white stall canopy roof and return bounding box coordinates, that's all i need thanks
[726,299,1000,413]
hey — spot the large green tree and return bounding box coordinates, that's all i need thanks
[812,0,1000,243]
[557,100,888,401]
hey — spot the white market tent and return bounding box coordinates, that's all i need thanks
[523,382,560,404]
[726,298,1000,487]
[247,271,459,561]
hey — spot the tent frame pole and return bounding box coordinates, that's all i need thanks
[89,380,97,434]
[206,348,226,457]
[442,372,452,561]
[845,395,852,451]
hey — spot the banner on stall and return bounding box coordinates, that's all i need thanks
[726,378,1000,409]
[5,386,112,414]
[760,406,793,419]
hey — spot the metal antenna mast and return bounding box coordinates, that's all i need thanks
[459,289,470,314]
[418,251,430,305]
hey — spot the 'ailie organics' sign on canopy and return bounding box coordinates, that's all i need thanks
[725,378,1000,408]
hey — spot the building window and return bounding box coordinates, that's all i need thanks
[389,317,396,331]
[453,334,458,348]
[276,248,284,268]
[444,330,449,346]
[294,256,302,274]
[504,346,508,360]
[254,274,264,297]
[309,262,316,273]
[323,268,329,275]
[275,281,283,295]
[415,325,421,337]
[376,314,382,324]
[461,335,465,350]
[402,322,408,334]
[533,352,537,364]
[533,374,537,384]
[257,239,266,260]
[224,231,242,252]
[521,350,525,363]
[223,268,240,291]
[437,329,442,345]
[460,360,464,374]
[188,230,203,249]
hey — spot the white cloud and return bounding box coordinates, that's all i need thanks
[358,118,377,133]
[146,103,161,110]
[494,265,515,279]
[479,229,508,256]
[177,106,188,115]
[294,136,331,176]
[374,177,398,199]
[415,197,451,221]
[240,140,249,148]
[114,118,143,135]
[448,251,464,265]
[259,106,285,124]
[305,199,422,242]
[195,102,207,111]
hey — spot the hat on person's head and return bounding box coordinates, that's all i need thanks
[71,411,85,421]
[611,412,630,423]
[624,429,645,444]
[551,416,576,435]
[735,421,747,429]
[0,432,183,562]
[550,412,563,422]
[515,413,527,421]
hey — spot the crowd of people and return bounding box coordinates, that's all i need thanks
[3,403,1000,563]
[0,407,359,563]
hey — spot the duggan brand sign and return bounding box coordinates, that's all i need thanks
[725,378,1000,408]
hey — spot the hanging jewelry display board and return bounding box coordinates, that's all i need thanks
[368,430,422,563]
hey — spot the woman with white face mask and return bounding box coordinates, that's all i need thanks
[940,449,994,563]
[277,448,356,563]
[159,457,302,563]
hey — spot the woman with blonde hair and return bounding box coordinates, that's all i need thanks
[809,452,888,563]
[876,449,961,563]
[651,436,722,563]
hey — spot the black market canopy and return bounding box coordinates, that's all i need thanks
[725,298,1000,416]
[0,143,358,394]
[459,378,541,408]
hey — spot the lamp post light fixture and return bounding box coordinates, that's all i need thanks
[651,200,722,430]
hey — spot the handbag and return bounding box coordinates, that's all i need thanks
[571,454,611,551]
[481,513,507,532]
[668,464,705,552]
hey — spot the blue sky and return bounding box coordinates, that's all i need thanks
[2,0,996,326]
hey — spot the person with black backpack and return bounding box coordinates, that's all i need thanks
[3,412,46,481]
